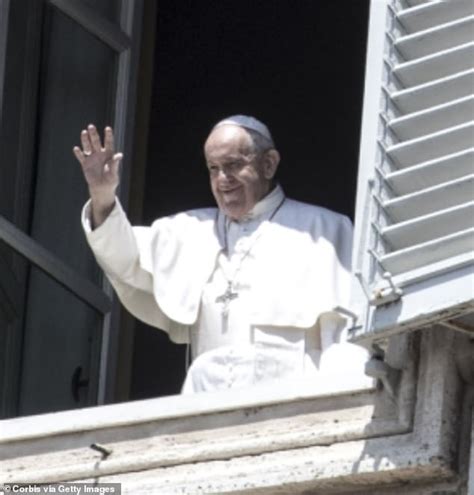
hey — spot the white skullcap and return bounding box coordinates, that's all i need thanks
[213,115,274,147]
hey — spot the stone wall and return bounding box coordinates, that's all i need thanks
[1,327,472,494]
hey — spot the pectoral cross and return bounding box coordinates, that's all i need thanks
[215,281,239,317]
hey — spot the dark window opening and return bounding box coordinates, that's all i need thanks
[130,0,370,401]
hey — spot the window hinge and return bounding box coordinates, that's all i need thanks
[355,270,403,307]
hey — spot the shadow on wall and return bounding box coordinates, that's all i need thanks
[353,328,468,494]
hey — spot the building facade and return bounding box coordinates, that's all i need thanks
[0,0,473,493]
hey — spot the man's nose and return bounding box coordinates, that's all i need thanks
[217,168,233,181]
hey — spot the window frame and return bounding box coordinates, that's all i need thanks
[0,0,144,415]
[0,0,9,122]
[350,0,474,344]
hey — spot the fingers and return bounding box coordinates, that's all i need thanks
[104,127,114,152]
[112,152,123,163]
[102,153,123,174]
[108,152,123,174]
[74,124,116,164]
[88,124,102,152]
[73,146,85,165]
[80,129,92,155]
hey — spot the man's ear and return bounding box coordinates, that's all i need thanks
[263,149,280,179]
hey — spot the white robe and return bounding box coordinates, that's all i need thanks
[82,186,370,393]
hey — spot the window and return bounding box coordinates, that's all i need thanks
[0,0,144,417]
[351,0,474,343]
[1,3,471,492]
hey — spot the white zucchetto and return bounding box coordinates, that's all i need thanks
[213,115,275,147]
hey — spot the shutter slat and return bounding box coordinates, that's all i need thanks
[386,149,474,195]
[398,0,473,33]
[403,0,432,8]
[389,96,474,142]
[393,42,474,88]
[381,202,474,250]
[352,0,474,340]
[383,175,474,222]
[387,122,473,168]
[395,16,474,61]
[380,230,474,275]
[391,69,474,114]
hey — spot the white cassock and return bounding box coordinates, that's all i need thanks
[82,185,370,393]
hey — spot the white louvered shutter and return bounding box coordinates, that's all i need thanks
[350,0,474,343]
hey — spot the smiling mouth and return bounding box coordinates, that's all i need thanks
[221,187,241,195]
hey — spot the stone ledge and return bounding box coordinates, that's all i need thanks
[0,377,375,445]
[0,328,466,494]
[2,389,397,483]
[85,437,456,495]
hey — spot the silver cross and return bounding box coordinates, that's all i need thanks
[215,281,239,316]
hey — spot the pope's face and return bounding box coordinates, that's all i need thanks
[204,126,277,221]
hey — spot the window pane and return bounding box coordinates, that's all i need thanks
[19,267,102,416]
[30,6,117,283]
[17,6,117,416]
[81,0,119,24]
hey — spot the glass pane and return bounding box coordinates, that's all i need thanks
[18,7,116,415]
[81,0,119,24]
[0,1,29,228]
[0,243,29,418]
[0,304,13,417]
[19,268,102,416]
[31,6,117,283]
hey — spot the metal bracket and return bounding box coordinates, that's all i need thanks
[355,270,403,307]
[365,343,401,400]
[370,271,403,306]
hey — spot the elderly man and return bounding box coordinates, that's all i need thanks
[74,115,369,394]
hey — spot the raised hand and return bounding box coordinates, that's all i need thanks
[73,124,123,228]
